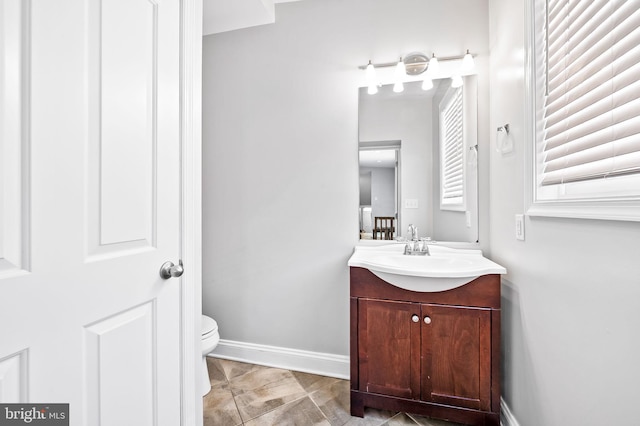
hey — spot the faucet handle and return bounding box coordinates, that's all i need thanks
[419,237,431,253]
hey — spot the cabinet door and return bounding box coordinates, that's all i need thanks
[358,299,421,399]
[421,304,492,411]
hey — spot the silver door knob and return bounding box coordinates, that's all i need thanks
[424,316,432,324]
[411,315,419,323]
[160,259,184,279]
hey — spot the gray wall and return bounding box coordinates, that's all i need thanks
[361,166,395,222]
[489,0,640,424]
[202,0,489,357]
[359,172,371,206]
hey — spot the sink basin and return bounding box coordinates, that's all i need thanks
[347,243,506,292]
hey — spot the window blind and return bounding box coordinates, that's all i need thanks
[540,0,640,186]
[441,87,464,206]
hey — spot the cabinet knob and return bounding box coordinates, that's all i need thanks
[424,316,432,324]
[411,315,419,323]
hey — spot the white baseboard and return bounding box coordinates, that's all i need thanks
[208,339,350,380]
[501,398,520,426]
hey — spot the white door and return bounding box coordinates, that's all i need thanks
[0,0,188,424]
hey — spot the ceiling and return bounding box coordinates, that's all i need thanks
[359,150,397,169]
[203,0,301,35]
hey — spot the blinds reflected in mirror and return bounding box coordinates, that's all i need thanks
[440,86,465,209]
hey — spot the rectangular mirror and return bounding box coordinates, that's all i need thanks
[358,76,478,243]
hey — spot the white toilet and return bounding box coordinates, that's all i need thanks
[201,315,220,395]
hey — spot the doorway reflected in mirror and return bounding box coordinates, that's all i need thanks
[359,143,399,240]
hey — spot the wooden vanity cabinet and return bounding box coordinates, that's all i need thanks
[350,267,500,426]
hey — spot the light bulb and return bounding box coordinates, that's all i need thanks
[421,76,434,91]
[393,58,405,93]
[461,50,475,73]
[428,54,439,76]
[366,61,376,82]
[365,61,378,95]
[451,75,463,88]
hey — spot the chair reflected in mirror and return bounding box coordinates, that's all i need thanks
[373,216,395,240]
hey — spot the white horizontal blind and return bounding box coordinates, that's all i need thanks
[440,87,464,208]
[539,0,640,190]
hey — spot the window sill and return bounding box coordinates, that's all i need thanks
[526,201,640,222]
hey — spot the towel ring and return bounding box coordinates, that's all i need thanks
[497,124,510,135]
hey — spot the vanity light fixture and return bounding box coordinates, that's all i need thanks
[406,52,433,91]
[421,75,434,91]
[461,49,475,73]
[365,60,378,95]
[360,50,476,95]
[404,53,429,75]
[393,58,405,93]
[428,53,440,75]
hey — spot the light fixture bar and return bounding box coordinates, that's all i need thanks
[357,52,476,70]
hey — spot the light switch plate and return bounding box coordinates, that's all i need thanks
[515,214,525,240]
[405,199,419,209]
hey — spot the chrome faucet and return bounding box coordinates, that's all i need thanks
[407,224,418,241]
[405,225,429,256]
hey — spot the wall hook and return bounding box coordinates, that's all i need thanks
[497,123,510,135]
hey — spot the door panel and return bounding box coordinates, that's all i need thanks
[0,0,29,276]
[0,350,27,402]
[84,303,155,426]
[421,304,491,411]
[358,299,421,399]
[89,0,157,248]
[0,0,182,424]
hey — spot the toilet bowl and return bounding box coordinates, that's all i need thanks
[201,315,220,396]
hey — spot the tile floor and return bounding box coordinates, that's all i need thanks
[203,357,465,426]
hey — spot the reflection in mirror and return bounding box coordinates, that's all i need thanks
[359,142,399,240]
[358,76,478,243]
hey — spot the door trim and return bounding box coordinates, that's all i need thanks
[179,1,203,425]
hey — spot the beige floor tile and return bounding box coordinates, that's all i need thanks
[243,396,330,426]
[309,380,396,426]
[381,413,419,426]
[229,365,307,422]
[406,414,465,426]
[292,371,343,393]
[340,408,399,426]
[307,379,351,425]
[218,359,266,381]
[206,357,228,387]
[203,382,242,426]
[203,359,469,426]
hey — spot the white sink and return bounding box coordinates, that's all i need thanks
[348,243,506,292]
